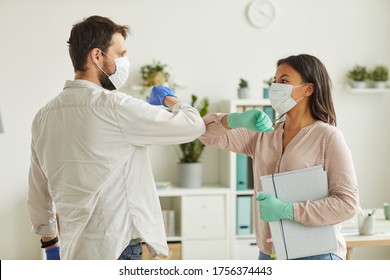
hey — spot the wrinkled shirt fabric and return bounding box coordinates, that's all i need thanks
[28,80,205,259]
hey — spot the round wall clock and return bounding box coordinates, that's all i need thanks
[247,0,276,29]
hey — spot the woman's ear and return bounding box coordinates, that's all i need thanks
[305,83,315,97]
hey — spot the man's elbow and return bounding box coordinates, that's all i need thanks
[198,121,206,136]
[190,119,206,138]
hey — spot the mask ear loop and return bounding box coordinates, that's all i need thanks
[96,50,111,77]
[96,63,110,77]
[294,83,309,103]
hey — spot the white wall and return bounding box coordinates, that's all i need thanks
[0,0,389,259]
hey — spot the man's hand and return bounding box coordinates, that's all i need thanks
[256,192,294,222]
[227,109,273,132]
[147,86,177,107]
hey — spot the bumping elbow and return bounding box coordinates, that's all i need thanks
[189,118,206,138]
[197,122,206,137]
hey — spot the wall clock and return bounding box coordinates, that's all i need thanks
[247,0,276,29]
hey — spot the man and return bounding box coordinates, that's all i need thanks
[27,15,205,260]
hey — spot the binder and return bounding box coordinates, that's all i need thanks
[237,154,255,190]
[247,157,254,190]
[236,153,248,190]
[237,196,252,235]
[263,106,275,121]
[260,165,337,260]
[162,209,175,236]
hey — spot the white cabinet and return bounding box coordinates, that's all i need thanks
[234,239,259,260]
[220,99,275,260]
[182,195,225,239]
[158,186,230,260]
[182,239,228,260]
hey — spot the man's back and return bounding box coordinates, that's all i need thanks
[29,79,205,259]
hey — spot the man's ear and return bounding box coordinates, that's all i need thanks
[90,48,102,64]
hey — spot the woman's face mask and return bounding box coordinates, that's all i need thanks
[97,50,130,90]
[269,83,306,115]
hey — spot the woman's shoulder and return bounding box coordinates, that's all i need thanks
[313,121,344,139]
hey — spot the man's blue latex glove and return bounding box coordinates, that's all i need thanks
[45,246,60,260]
[256,192,294,222]
[147,86,177,107]
[227,109,273,132]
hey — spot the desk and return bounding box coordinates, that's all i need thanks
[344,217,390,260]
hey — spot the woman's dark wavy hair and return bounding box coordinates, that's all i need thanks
[277,54,337,126]
[67,15,130,72]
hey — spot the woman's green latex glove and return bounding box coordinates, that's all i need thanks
[256,192,294,222]
[227,109,273,132]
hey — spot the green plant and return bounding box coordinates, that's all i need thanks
[140,60,170,86]
[369,65,389,81]
[178,95,209,163]
[347,65,369,81]
[263,77,273,87]
[139,60,178,94]
[239,78,248,89]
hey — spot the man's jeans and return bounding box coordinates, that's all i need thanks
[117,239,142,260]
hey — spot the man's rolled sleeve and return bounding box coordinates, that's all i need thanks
[28,140,57,237]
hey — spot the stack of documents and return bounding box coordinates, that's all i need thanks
[260,165,337,260]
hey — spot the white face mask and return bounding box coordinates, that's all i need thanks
[98,51,130,89]
[269,83,306,115]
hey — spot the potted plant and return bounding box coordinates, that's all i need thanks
[369,65,389,88]
[263,77,273,98]
[139,60,178,95]
[177,94,209,188]
[347,65,369,88]
[238,78,249,99]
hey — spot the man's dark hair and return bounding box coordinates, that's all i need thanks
[67,15,130,72]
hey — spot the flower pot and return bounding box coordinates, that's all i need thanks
[263,87,270,99]
[146,71,166,86]
[177,162,202,188]
[350,80,366,89]
[238,88,250,99]
[373,81,386,89]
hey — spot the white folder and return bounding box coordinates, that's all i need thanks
[260,165,337,260]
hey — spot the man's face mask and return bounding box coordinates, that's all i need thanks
[269,83,306,115]
[97,50,130,90]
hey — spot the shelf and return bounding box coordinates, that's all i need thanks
[236,234,256,240]
[220,99,275,259]
[156,186,231,259]
[344,84,390,94]
[157,185,228,197]
[166,236,182,242]
[348,88,390,94]
[236,190,255,196]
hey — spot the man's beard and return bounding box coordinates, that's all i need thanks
[98,62,116,90]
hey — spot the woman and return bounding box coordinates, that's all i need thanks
[199,54,359,260]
